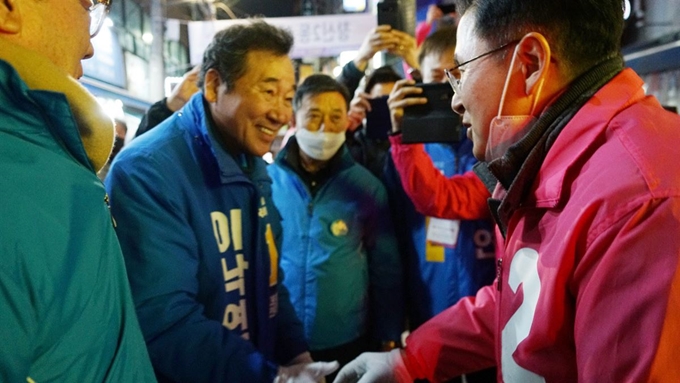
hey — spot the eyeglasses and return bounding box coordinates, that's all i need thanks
[444,40,519,94]
[89,0,111,38]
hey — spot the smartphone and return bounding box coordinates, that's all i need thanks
[437,4,456,14]
[365,96,392,140]
[401,83,462,143]
[377,1,402,31]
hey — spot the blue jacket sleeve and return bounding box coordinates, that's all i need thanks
[272,210,309,364]
[364,180,405,344]
[105,156,279,383]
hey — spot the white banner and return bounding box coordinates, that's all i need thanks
[188,13,377,63]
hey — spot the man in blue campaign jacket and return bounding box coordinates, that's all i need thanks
[105,21,337,383]
[267,75,404,375]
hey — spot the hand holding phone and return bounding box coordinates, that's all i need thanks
[401,83,462,143]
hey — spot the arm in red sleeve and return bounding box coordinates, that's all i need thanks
[402,285,497,382]
[389,135,491,220]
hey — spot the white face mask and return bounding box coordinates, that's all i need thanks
[486,36,549,162]
[296,128,346,161]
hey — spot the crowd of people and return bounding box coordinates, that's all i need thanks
[2,0,680,382]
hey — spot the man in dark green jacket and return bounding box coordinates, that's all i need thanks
[0,0,155,381]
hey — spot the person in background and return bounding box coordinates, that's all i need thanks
[416,3,458,46]
[0,0,156,381]
[105,21,337,383]
[345,65,402,179]
[134,65,200,137]
[382,26,497,383]
[267,74,403,381]
[335,0,680,381]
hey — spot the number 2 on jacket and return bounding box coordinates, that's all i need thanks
[501,248,546,383]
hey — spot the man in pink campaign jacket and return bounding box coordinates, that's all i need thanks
[333,0,680,382]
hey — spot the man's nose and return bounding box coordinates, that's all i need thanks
[451,91,464,116]
[84,41,95,60]
[268,100,292,125]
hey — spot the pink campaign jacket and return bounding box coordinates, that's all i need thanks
[401,69,680,382]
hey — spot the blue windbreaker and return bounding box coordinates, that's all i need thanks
[384,138,496,329]
[268,139,404,350]
[105,93,307,383]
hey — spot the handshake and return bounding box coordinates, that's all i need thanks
[276,349,411,383]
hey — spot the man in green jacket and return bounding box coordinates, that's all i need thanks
[0,0,156,381]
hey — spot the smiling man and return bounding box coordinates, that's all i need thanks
[105,21,337,383]
[0,0,155,381]
[334,0,680,381]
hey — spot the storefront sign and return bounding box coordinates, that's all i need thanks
[188,13,377,63]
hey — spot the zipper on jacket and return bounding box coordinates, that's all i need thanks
[104,194,117,228]
[307,202,313,216]
[496,258,503,291]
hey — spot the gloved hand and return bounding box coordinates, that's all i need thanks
[332,349,413,383]
[275,360,339,383]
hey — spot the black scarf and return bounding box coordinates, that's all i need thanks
[474,55,625,237]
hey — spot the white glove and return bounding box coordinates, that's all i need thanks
[275,360,339,383]
[332,349,413,383]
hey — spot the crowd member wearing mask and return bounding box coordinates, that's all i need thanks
[267,74,403,381]
[335,0,680,381]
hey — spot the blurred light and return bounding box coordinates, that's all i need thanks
[343,0,366,12]
[372,54,384,69]
[104,17,114,28]
[142,32,154,44]
[338,50,358,67]
[96,97,125,121]
[623,0,632,20]
[332,65,343,78]
[262,152,274,164]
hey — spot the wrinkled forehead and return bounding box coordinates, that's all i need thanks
[298,91,348,112]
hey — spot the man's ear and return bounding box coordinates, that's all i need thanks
[203,68,224,103]
[516,32,551,96]
[0,0,21,34]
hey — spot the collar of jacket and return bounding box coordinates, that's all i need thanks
[474,55,625,237]
[0,39,114,172]
[180,92,270,185]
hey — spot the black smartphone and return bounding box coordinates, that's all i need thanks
[437,4,456,14]
[365,96,392,140]
[401,83,462,143]
[377,1,402,32]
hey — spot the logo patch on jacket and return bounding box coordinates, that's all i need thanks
[330,220,348,236]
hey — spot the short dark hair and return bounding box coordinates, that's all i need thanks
[454,0,623,77]
[293,74,350,112]
[198,20,294,89]
[364,66,402,95]
[418,26,457,66]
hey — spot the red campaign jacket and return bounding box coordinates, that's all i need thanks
[389,135,491,220]
[402,69,680,382]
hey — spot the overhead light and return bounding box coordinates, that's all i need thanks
[142,32,154,44]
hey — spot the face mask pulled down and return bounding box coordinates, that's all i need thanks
[296,128,346,161]
[486,38,550,162]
